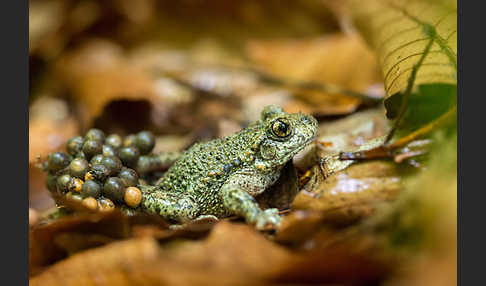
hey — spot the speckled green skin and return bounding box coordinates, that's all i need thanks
[141,106,318,229]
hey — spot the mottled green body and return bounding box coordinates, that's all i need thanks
[141,106,318,229]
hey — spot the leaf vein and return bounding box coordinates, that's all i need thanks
[376,25,420,54]
[386,61,455,91]
[381,37,429,64]
[385,1,457,69]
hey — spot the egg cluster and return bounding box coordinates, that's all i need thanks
[42,129,156,212]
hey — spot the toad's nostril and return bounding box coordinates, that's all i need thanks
[301,115,314,124]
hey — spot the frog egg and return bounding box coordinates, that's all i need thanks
[69,158,89,178]
[46,152,71,172]
[89,164,110,181]
[101,156,123,176]
[81,180,102,198]
[98,197,115,212]
[56,174,72,193]
[124,187,142,208]
[105,134,123,148]
[90,154,105,166]
[118,146,140,167]
[82,197,99,211]
[134,131,155,155]
[103,177,126,202]
[82,140,103,159]
[66,136,84,156]
[85,128,105,142]
[68,178,84,193]
[102,145,117,157]
[119,167,139,187]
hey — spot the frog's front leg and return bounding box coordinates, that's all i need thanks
[221,174,282,230]
[141,187,199,222]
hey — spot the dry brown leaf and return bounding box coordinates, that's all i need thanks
[29,168,56,211]
[293,161,403,226]
[73,67,159,128]
[29,0,67,59]
[31,222,292,286]
[154,222,291,283]
[28,113,78,208]
[316,107,390,177]
[30,211,130,276]
[275,210,324,244]
[385,248,456,286]
[275,241,393,285]
[276,108,399,241]
[247,34,384,116]
[30,237,161,286]
[54,40,164,130]
[29,97,79,210]
[29,112,78,163]
[30,208,40,227]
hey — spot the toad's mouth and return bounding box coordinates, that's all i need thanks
[283,133,317,161]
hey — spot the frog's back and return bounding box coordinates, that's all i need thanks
[156,122,262,210]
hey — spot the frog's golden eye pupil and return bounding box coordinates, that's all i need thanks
[272,119,290,137]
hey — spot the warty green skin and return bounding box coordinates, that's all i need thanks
[140,105,318,229]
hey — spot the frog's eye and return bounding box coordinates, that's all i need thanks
[272,119,291,138]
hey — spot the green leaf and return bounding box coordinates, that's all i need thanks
[351,0,457,132]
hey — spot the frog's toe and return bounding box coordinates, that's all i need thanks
[193,215,219,223]
[255,208,282,230]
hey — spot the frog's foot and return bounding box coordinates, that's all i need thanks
[167,215,219,230]
[255,208,282,230]
[193,215,219,223]
[142,191,199,222]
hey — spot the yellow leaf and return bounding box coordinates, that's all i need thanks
[351,0,457,120]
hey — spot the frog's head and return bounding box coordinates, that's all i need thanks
[254,105,318,170]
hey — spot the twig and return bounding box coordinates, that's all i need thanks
[339,105,456,161]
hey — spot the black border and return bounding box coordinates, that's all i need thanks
[1,0,29,284]
[459,1,483,285]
